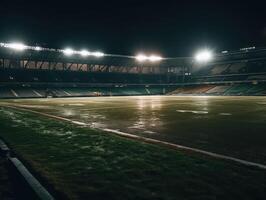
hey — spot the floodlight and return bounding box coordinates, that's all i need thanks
[80,50,90,56]
[149,55,163,62]
[34,46,42,51]
[136,54,148,62]
[63,48,74,56]
[195,50,213,62]
[7,43,27,51]
[91,52,104,57]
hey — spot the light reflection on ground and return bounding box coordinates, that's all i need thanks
[2,95,266,164]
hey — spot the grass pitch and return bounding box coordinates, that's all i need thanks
[0,96,266,199]
[2,96,266,164]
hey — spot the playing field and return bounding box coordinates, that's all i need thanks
[1,96,266,199]
[2,96,266,164]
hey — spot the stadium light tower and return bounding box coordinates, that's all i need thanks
[195,50,213,62]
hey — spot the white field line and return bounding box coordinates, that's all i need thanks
[3,105,266,170]
[176,110,208,114]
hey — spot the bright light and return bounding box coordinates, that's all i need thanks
[80,50,90,56]
[136,54,148,62]
[34,46,42,51]
[6,43,27,51]
[91,52,104,57]
[149,55,162,62]
[195,50,213,62]
[63,48,74,56]
[136,54,162,62]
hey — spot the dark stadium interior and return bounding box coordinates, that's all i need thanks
[1,1,266,200]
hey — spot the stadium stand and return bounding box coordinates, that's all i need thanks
[1,46,266,98]
[205,85,232,95]
[170,83,266,96]
[0,85,174,98]
[228,63,246,73]
[13,88,39,98]
[210,64,229,75]
[0,88,14,98]
[169,85,214,95]
[223,84,251,95]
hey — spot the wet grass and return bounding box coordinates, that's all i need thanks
[0,107,266,200]
[2,96,266,165]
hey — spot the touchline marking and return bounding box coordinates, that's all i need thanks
[176,110,208,114]
[3,104,266,170]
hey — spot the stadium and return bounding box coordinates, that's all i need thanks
[1,1,266,199]
[0,41,266,200]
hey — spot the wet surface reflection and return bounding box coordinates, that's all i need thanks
[3,96,266,164]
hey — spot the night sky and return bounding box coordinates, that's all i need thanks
[0,0,266,57]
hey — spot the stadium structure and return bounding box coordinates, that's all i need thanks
[1,43,266,98]
[1,42,266,199]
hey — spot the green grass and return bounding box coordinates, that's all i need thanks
[0,107,266,200]
[2,96,266,165]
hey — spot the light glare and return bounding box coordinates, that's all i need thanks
[7,43,27,51]
[63,48,74,56]
[91,52,104,57]
[34,46,42,51]
[80,50,90,56]
[136,54,162,62]
[195,50,213,62]
[136,54,148,62]
[149,55,162,62]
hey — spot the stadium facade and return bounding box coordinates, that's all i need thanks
[0,45,266,98]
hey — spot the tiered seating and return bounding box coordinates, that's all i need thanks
[205,86,231,95]
[33,89,48,97]
[223,84,252,95]
[52,89,70,97]
[169,83,266,96]
[210,64,229,75]
[191,59,266,85]
[146,88,164,95]
[170,85,214,95]
[228,63,246,73]
[0,88,14,98]
[0,86,171,98]
[13,88,39,98]
[110,88,148,96]
[247,75,266,81]
[245,85,266,95]
[255,85,266,95]
[0,68,172,85]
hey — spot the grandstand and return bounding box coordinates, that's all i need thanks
[1,44,266,98]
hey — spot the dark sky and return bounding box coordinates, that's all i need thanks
[0,0,266,57]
